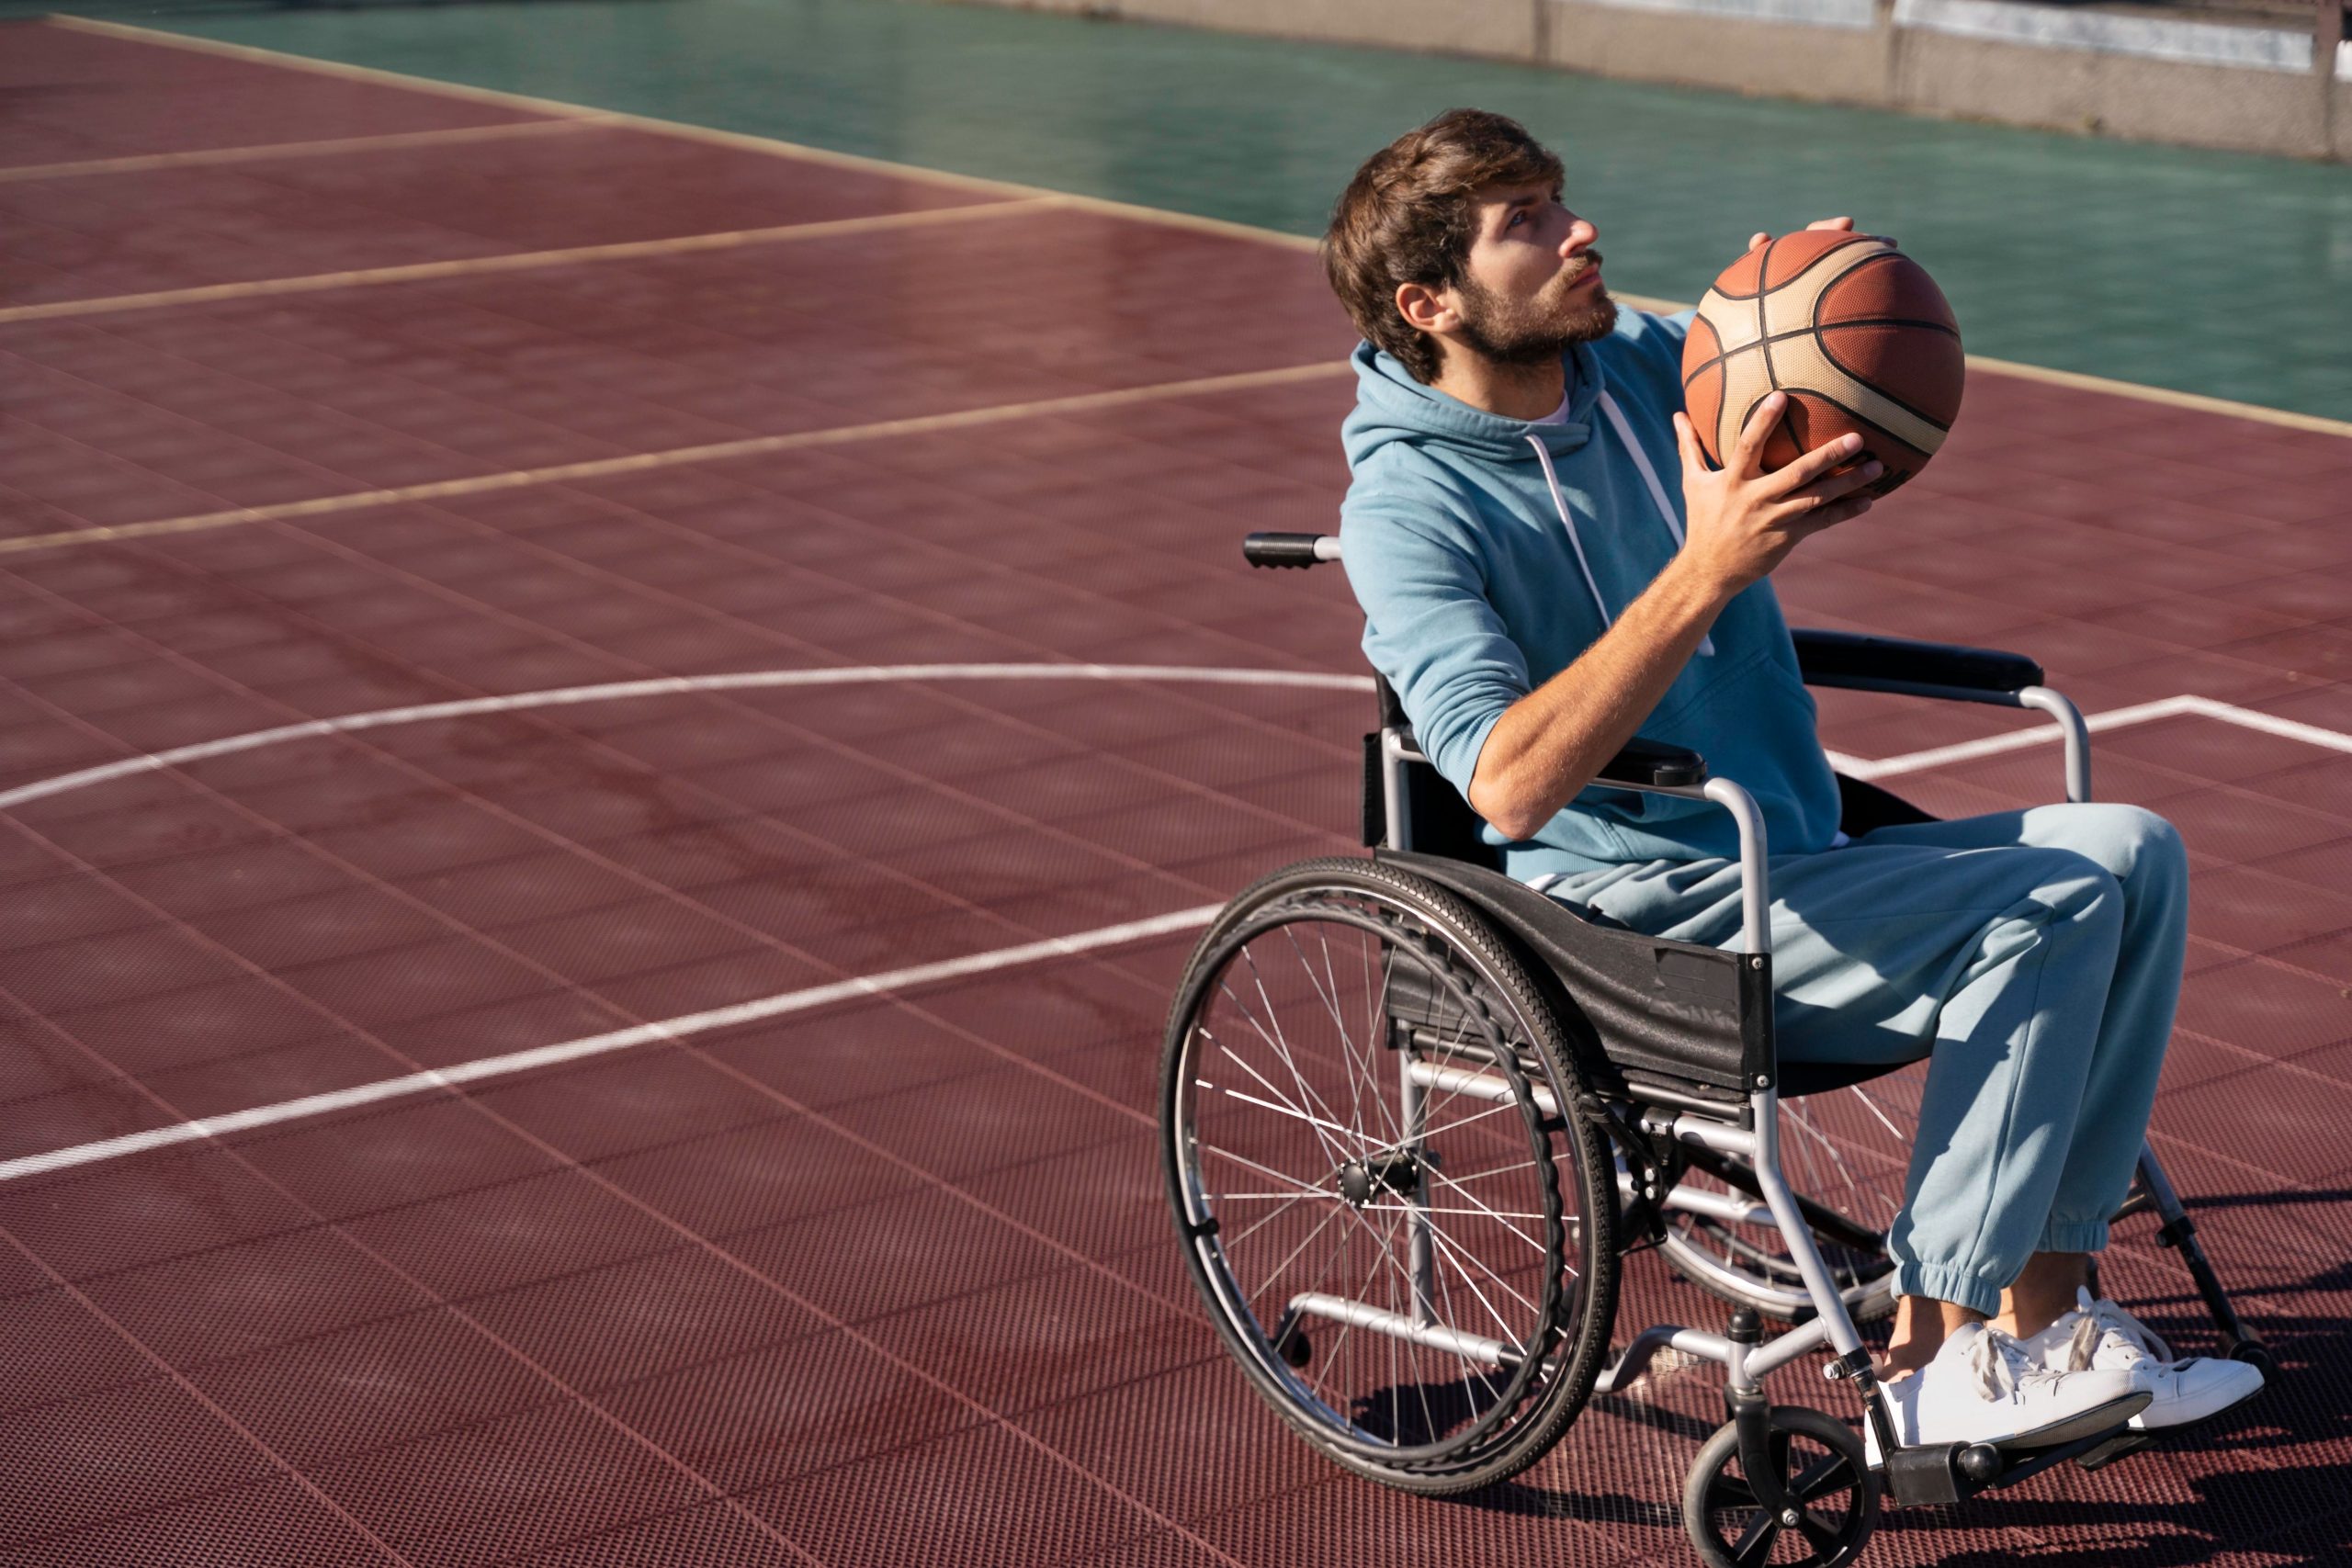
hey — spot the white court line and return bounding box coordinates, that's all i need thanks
[0,661,1374,812]
[0,197,1061,324]
[5,665,2347,1184]
[0,906,1222,1184]
[0,116,607,184]
[1826,694,2352,779]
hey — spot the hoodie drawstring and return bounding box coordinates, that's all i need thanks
[1523,434,1614,638]
[1525,390,1713,657]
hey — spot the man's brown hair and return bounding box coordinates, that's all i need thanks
[1322,108,1565,385]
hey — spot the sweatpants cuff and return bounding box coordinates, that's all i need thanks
[2037,1219,2110,1255]
[1891,1261,2004,1318]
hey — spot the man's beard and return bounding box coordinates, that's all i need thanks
[1454,258,1618,367]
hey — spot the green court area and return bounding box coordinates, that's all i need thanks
[41,0,2352,422]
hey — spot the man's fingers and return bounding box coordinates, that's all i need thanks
[1672,411,1712,474]
[1771,460,1884,518]
[1792,493,1875,536]
[1729,391,1787,477]
[1747,231,1770,252]
[1756,430,1870,496]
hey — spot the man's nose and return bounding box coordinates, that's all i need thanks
[1560,216,1598,256]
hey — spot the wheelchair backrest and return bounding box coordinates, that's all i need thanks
[1365,673,1502,870]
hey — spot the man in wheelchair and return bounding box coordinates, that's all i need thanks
[1323,108,2261,1454]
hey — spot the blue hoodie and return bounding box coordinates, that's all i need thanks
[1339,309,1843,882]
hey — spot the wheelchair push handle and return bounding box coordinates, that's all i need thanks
[1243,532,1341,569]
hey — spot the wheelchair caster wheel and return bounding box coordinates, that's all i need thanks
[1683,1405,1877,1568]
[2226,1339,2277,1378]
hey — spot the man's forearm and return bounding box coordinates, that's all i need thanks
[1465,555,1733,840]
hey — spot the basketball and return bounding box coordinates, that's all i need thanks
[1681,231,1964,495]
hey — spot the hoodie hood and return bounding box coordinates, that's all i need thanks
[1342,340,1605,469]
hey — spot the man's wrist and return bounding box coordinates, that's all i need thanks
[1659,550,1743,619]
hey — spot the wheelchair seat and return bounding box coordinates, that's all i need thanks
[1375,710,1942,1103]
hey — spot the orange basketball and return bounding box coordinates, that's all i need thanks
[1681,231,1964,496]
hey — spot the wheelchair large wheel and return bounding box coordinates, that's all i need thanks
[1655,1071,1918,1325]
[1161,857,1618,1494]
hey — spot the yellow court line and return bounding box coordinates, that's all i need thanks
[1964,353,2352,440]
[0,116,609,185]
[0,197,1068,325]
[0,362,1351,556]
[47,13,2348,444]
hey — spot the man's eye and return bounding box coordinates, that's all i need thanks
[1508,211,1525,230]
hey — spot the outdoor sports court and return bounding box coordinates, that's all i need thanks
[3,6,2350,1564]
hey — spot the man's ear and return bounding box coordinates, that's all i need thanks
[1395,279,1455,336]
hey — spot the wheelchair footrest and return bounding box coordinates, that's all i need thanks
[2073,1428,2157,1472]
[1881,1420,2144,1507]
[2074,1378,2267,1472]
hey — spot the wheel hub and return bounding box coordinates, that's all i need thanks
[1337,1150,1421,1207]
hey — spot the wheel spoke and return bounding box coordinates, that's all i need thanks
[1439,1158,1543,1185]
[1238,945,1363,1167]
[1212,1082,1373,1148]
[1286,923,1403,1152]
[1253,1201,1354,1335]
[1312,1202,1409,1423]
[1393,1091,1531,1146]
[1219,1187,1321,1252]
[1242,1190,1348,1292]
[1418,1164,1551,1260]
[1796,1509,1845,1554]
[1194,1141,1330,1200]
[1730,1514,1780,1566]
[1205,1014,1358,1166]
[1421,1211,1538,1331]
[1363,1203,1550,1221]
[1793,1453,1854,1505]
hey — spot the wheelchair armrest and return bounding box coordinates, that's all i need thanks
[1391,724,1704,790]
[1597,736,1707,789]
[1792,628,2043,696]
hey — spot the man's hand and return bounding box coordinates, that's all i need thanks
[1671,391,1880,595]
[1746,216,1898,253]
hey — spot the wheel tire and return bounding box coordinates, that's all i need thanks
[1161,856,1618,1495]
[1682,1404,1877,1568]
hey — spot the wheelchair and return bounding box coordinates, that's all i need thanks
[1158,531,2275,1567]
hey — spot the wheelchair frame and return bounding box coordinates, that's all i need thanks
[1161,531,2274,1563]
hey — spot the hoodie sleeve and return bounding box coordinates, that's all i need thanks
[1340,495,1531,807]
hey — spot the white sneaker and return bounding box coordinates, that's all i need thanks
[2019,1288,2264,1431]
[1874,1323,2147,1453]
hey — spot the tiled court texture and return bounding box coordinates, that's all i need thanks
[3,15,2350,1567]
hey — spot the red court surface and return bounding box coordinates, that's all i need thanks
[4,18,2351,1567]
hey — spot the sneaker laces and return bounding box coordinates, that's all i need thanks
[1968,1326,2064,1402]
[2064,1289,2173,1371]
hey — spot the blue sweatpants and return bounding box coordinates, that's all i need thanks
[1538,805,2188,1317]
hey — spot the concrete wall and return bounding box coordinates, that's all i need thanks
[1538,0,1893,107]
[1154,0,1536,58]
[1004,0,1536,59]
[971,0,2349,163]
[1887,15,2333,158]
